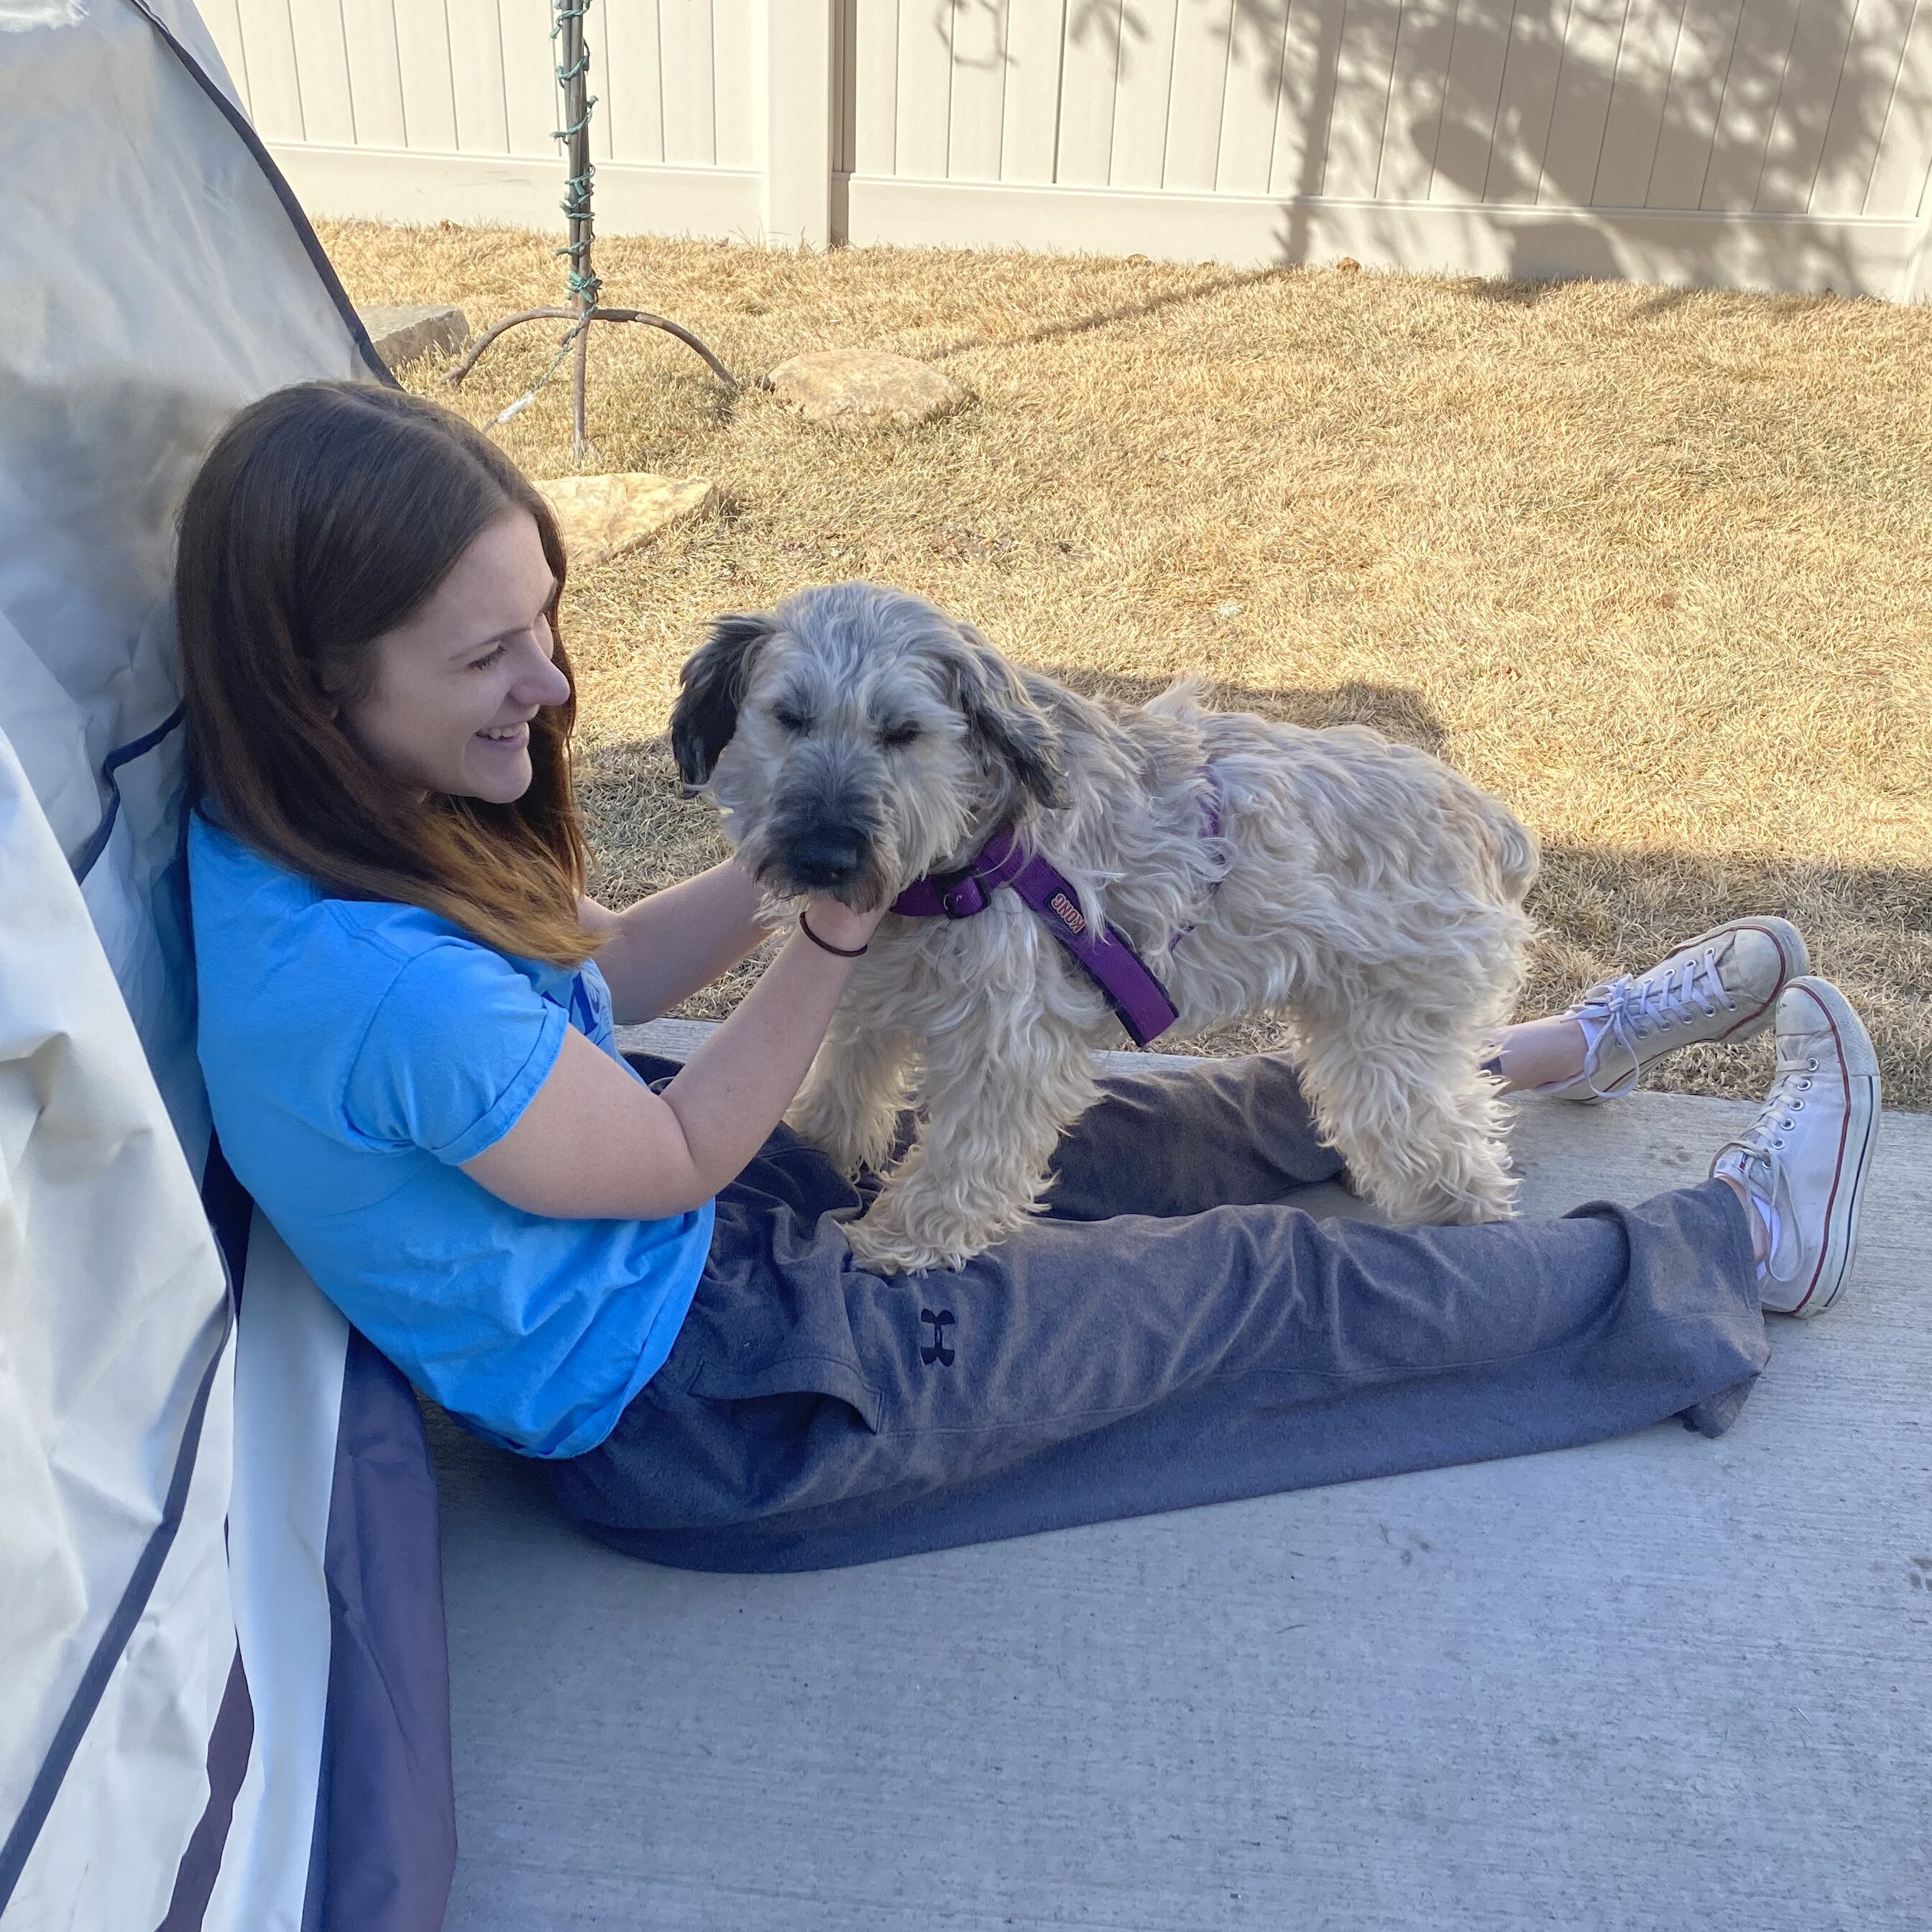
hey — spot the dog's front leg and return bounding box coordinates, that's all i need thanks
[845,998,1100,1275]
[786,1000,914,1179]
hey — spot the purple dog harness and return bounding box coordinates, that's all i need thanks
[889,776,1223,1048]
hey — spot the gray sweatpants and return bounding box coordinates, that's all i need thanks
[548,1052,1767,1573]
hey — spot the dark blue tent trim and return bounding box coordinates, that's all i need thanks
[0,1139,248,1916]
[305,1329,459,1932]
[71,702,184,884]
[155,1649,257,1932]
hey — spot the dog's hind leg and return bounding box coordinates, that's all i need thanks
[787,1006,915,1179]
[845,997,1100,1275]
[1288,983,1518,1228]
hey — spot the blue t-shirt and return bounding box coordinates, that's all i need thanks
[187,814,713,1458]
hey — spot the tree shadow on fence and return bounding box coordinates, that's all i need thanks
[934,0,1926,300]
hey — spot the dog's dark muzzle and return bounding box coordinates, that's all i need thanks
[762,792,888,901]
[781,827,870,890]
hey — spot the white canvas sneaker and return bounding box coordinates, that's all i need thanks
[1538,917,1809,1101]
[1711,978,1881,1318]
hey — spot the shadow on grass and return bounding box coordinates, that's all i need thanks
[1451,275,1857,316]
[925,264,1298,361]
[1036,663,1448,754]
[574,687,1931,1110]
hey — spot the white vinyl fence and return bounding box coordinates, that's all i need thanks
[204,0,1932,297]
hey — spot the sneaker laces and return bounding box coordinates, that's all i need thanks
[1714,1039,1821,1282]
[1568,946,1736,1098]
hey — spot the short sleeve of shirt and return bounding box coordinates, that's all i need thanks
[344,936,569,1164]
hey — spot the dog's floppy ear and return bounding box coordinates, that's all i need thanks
[671,612,775,788]
[949,622,1067,812]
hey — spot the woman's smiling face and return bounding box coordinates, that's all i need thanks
[338,507,571,804]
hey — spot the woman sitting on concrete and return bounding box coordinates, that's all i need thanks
[178,381,1881,1573]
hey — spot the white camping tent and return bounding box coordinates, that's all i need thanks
[1,4,454,1927]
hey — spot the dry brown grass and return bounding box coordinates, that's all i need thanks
[316,218,1932,1107]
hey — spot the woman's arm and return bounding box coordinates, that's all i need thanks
[581,860,774,1026]
[461,896,881,1220]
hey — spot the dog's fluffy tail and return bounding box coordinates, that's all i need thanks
[1151,671,1537,903]
[1145,675,1213,717]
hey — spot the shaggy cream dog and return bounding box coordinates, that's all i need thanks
[672,582,1538,1274]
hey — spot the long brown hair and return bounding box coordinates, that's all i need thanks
[176,380,599,965]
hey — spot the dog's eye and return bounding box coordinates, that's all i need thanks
[772,703,812,735]
[879,720,921,749]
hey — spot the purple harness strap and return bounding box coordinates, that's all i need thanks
[890,776,1223,1049]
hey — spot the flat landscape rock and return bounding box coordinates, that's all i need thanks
[356,301,469,369]
[533,472,713,569]
[768,347,962,428]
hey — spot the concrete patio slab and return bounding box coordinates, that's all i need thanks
[436,1024,1931,1931]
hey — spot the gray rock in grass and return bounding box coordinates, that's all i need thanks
[357,303,469,371]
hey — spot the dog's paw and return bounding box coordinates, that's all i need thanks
[790,1135,868,1184]
[783,1118,875,1181]
[785,1095,896,1180]
[1406,1169,1520,1226]
[844,1216,961,1277]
